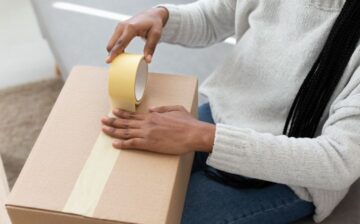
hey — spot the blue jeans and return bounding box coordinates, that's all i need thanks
[181,103,315,224]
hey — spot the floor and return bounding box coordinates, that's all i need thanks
[0,0,55,89]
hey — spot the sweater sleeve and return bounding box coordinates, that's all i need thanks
[158,0,236,47]
[207,72,360,191]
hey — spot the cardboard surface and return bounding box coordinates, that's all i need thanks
[6,66,198,224]
[0,155,10,224]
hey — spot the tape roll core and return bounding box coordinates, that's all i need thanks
[135,59,148,102]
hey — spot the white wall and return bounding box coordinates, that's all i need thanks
[0,0,55,88]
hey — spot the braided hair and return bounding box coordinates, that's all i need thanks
[283,0,360,138]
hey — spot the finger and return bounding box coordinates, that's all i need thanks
[113,109,146,120]
[113,138,146,150]
[106,24,124,53]
[106,27,137,63]
[149,105,187,113]
[144,27,162,63]
[102,125,143,139]
[101,116,141,129]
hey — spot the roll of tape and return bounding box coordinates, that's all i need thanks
[109,53,148,112]
[63,53,148,216]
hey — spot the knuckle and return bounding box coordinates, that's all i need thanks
[123,129,131,138]
[128,139,137,147]
[115,129,125,137]
[116,110,128,118]
[113,41,124,51]
[116,110,125,116]
[113,129,121,136]
[116,22,124,29]
[120,119,130,128]
[115,37,123,44]
[125,23,137,32]
[106,44,112,52]
[129,113,138,119]
[152,30,161,38]
[108,127,116,133]
[126,23,136,30]
[123,113,131,119]
[121,141,128,148]
[147,44,156,52]
[113,142,122,149]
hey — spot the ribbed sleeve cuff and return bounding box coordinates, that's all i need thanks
[155,4,182,43]
[206,123,254,173]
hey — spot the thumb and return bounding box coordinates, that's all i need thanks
[149,105,186,113]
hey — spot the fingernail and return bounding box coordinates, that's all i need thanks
[113,140,122,145]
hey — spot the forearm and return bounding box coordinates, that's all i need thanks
[159,0,236,47]
[206,123,360,190]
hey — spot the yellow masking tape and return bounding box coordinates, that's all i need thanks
[63,132,120,216]
[63,53,148,216]
[109,53,148,112]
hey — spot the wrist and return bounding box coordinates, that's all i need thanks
[190,122,215,153]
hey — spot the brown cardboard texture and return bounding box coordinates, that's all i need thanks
[6,66,198,224]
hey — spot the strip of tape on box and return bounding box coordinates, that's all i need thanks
[63,53,148,216]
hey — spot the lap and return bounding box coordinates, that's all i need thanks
[182,103,314,223]
[182,171,314,224]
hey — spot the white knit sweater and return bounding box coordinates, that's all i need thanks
[159,0,360,222]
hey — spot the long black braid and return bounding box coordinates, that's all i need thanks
[283,0,360,138]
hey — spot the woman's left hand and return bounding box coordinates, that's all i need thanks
[101,105,215,155]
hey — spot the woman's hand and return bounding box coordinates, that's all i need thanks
[106,7,169,64]
[101,105,215,155]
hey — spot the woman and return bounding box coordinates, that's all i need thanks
[102,0,360,223]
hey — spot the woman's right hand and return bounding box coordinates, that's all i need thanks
[106,7,169,64]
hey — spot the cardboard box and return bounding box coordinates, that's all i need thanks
[6,66,198,224]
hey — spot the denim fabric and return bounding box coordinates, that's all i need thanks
[181,103,315,224]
